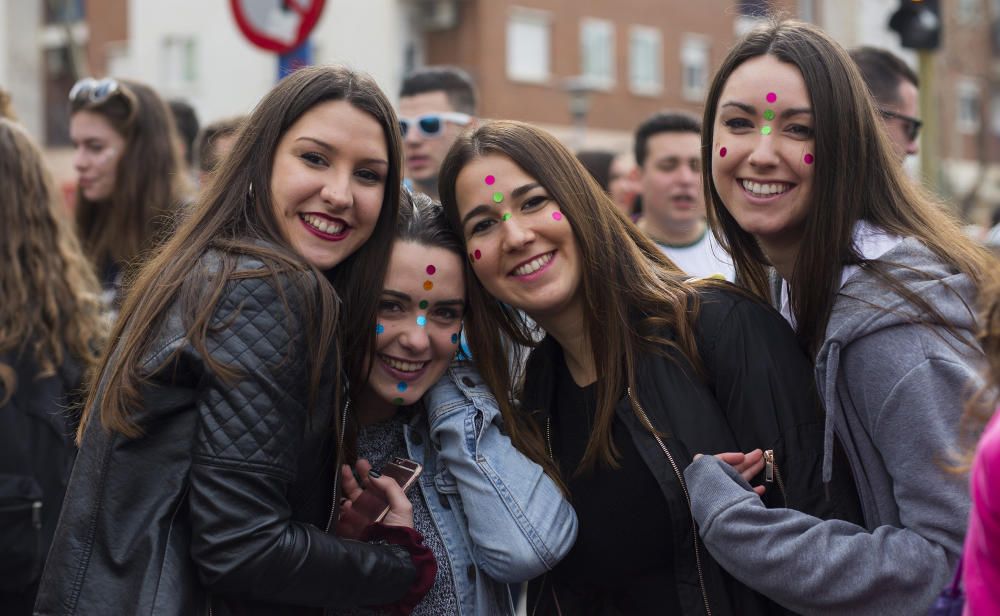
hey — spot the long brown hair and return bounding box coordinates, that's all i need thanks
[439,120,707,478]
[956,270,1000,468]
[71,79,190,281]
[701,20,994,356]
[0,119,106,405]
[77,65,403,440]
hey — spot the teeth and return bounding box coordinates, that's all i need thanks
[381,355,427,372]
[513,252,554,276]
[302,214,345,235]
[741,179,791,196]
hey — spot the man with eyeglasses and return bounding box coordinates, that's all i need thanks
[398,66,478,200]
[850,46,922,162]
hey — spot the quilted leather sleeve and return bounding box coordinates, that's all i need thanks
[187,272,417,607]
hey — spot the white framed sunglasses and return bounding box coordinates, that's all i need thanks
[399,112,471,138]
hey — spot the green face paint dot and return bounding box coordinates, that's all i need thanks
[502,212,511,221]
[764,109,775,121]
[393,397,405,405]
[493,192,503,203]
[761,126,772,136]
[419,300,429,309]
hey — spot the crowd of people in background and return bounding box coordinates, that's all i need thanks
[2,15,999,616]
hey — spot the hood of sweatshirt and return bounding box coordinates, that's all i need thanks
[815,236,979,482]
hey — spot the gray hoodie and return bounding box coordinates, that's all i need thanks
[684,237,981,615]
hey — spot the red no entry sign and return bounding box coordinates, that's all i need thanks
[231,0,326,54]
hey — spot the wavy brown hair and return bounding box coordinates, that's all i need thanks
[439,120,714,479]
[702,20,994,356]
[77,65,403,439]
[0,119,106,406]
[71,79,190,283]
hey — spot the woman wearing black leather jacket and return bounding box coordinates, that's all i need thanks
[34,66,435,616]
[437,120,863,615]
[0,119,106,614]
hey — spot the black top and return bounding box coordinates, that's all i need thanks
[548,355,683,615]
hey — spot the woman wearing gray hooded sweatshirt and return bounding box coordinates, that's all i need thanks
[684,20,996,616]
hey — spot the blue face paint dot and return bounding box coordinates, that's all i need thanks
[375,323,384,334]
[397,382,407,392]
[451,333,459,344]
[416,315,427,327]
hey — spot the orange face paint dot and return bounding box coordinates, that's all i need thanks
[423,280,433,291]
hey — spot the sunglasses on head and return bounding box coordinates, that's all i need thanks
[879,108,922,142]
[69,78,130,105]
[399,112,471,138]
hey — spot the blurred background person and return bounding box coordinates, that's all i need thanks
[0,88,16,120]
[0,118,106,614]
[609,151,641,220]
[633,111,734,280]
[576,149,614,192]
[69,77,190,308]
[168,98,200,182]
[849,46,921,164]
[399,66,477,200]
[194,115,244,188]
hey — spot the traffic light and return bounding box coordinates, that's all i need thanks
[888,0,941,50]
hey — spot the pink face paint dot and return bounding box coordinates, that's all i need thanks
[719,147,727,158]
[766,92,777,103]
[473,249,482,261]
[552,211,563,221]
[485,175,495,185]
[804,153,814,165]
[426,264,436,275]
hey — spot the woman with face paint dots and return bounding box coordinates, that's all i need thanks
[34,66,438,616]
[437,119,863,615]
[687,20,996,615]
[69,77,191,309]
[332,190,577,615]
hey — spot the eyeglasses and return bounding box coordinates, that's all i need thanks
[878,108,922,142]
[69,78,130,105]
[399,112,471,138]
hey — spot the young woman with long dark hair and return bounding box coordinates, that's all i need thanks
[35,66,435,616]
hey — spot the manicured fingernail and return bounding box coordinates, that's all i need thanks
[368,470,381,479]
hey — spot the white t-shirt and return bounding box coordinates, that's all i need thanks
[652,228,736,282]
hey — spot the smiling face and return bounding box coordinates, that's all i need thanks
[70,110,126,202]
[454,154,582,325]
[367,241,465,406]
[711,54,815,257]
[270,100,388,271]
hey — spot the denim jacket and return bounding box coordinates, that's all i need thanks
[402,361,578,615]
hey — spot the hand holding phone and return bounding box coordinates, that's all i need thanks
[336,458,422,539]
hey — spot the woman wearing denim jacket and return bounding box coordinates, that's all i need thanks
[334,191,577,615]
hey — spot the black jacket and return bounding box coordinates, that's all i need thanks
[524,285,863,616]
[34,255,416,616]
[0,349,83,613]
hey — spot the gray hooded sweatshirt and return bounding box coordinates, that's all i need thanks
[684,237,981,615]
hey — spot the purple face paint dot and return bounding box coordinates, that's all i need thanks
[485,175,495,185]
[766,92,777,103]
[719,147,727,158]
[474,249,482,260]
[804,153,814,165]
[451,333,459,344]
[397,382,408,392]
[419,300,429,309]
[552,211,563,221]
[416,315,427,327]
[760,126,772,136]
[493,192,503,203]
[393,397,405,405]
[502,212,511,221]
[375,323,384,335]
[426,264,436,275]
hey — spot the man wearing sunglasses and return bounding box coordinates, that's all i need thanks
[398,66,477,200]
[850,46,922,163]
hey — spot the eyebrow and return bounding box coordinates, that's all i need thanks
[720,101,813,119]
[460,182,544,227]
[382,290,466,307]
[294,137,388,166]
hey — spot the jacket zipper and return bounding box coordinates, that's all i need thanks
[325,397,350,533]
[763,449,788,507]
[627,388,713,616]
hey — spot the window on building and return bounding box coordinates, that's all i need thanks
[161,36,198,92]
[580,18,615,89]
[957,80,982,134]
[738,0,771,17]
[507,9,551,84]
[797,0,815,22]
[629,26,662,95]
[958,0,983,23]
[681,36,710,102]
[991,90,1000,136]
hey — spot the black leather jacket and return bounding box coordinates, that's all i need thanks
[524,285,863,615]
[34,255,416,616]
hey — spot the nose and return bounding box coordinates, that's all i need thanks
[403,124,422,146]
[748,134,779,169]
[320,169,353,210]
[398,321,431,354]
[500,214,536,253]
[72,146,87,173]
[906,137,919,157]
